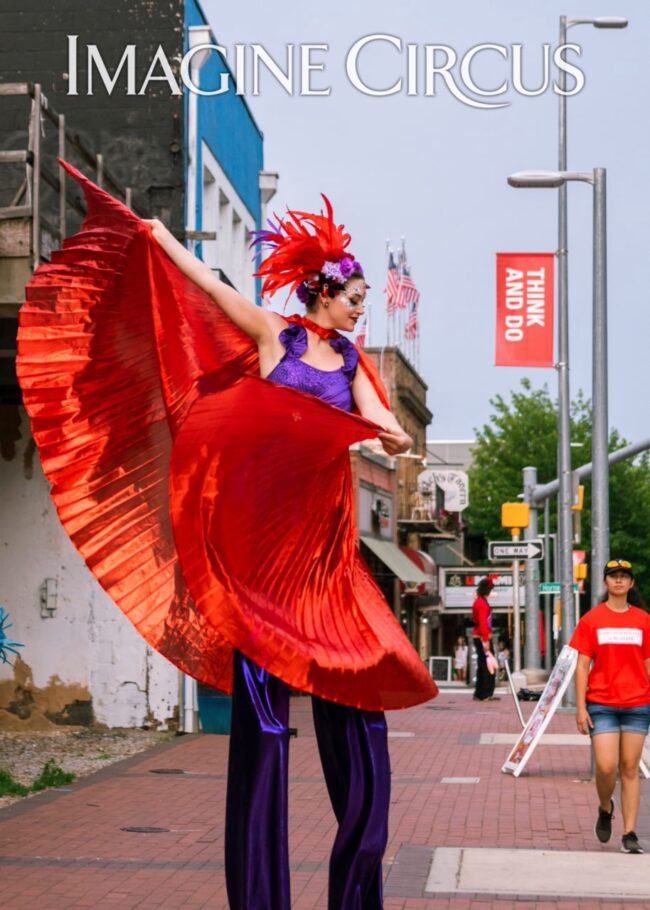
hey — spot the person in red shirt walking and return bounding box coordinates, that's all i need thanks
[472,577,497,701]
[571,559,650,855]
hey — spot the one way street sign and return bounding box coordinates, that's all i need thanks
[488,540,545,561]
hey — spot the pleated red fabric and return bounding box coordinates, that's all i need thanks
[16,161,437,711]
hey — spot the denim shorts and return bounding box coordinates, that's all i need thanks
[586,702,650,737]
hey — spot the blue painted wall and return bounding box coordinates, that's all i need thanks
[184,0,264,238]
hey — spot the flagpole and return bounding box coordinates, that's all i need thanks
[399,238,405,355]
[416,315,420,372]
[393,244,402,347]
[396,239,420,368]
[391,247,396,348]
[410,244,414,366]
[392,243,397,349]
[385,239,391,347]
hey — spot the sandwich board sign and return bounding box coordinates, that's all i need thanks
[502,645,578,777]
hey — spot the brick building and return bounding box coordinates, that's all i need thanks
[355,345,449,660]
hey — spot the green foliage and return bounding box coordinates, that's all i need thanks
[606,437,650,596]
[0,768,29,797]
[30,759,75,792]
[0,760,76,799]
[465,380,650,597]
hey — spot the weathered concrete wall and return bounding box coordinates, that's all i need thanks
[0,406,179,729]
[0,0,266,728]
[0,0,185,232]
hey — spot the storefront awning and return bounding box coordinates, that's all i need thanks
[360,536,429,584]
[399,546,438,596]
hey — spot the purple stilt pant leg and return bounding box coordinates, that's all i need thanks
[312,696,390,910]
[225,651,291,910]
[225,653,390,910]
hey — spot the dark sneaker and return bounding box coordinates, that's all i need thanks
[595,799,614,843]
[621,831,644,854]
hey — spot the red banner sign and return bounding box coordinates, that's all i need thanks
[495,253,555,367]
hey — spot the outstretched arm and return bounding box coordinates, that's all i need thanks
[352,366,413,456]
[144,219,275,343]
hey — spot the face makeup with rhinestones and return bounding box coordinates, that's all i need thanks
[324,278,367,332]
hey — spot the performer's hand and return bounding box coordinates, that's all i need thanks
[142,218,192,266]
[576,705,593,735]
[142,218,173,246]
[378,429,413,456]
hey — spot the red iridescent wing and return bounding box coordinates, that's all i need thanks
[17,163,437,709]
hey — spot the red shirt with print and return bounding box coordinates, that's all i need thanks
[569,602,650,707]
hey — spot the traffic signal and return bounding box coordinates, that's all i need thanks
[501,502,529,534]
[573,563,588,581]
[572,484,585,511]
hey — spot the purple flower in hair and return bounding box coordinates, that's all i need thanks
[326,256,364,281]
[295,282,311,305]
[321,260,345,283]
[295,259,365,306]
[339,258,354,279]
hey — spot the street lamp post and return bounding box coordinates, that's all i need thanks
[508,167,609,636]
[591,167,609,603]
[556,15,572,659]
[556,15,627,642]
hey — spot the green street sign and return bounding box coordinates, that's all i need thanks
[539,582,579,594]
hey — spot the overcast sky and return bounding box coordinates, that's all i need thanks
[201,0,646,445]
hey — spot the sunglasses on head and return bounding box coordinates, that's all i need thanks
[606,559,632,569]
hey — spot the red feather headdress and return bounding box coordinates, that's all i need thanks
[251,195,365,302]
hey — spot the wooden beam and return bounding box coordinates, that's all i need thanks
[0,206,32,221]
[0,83,31,96]
[0,150,33,164]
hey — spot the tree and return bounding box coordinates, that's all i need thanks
[465,380,650,600]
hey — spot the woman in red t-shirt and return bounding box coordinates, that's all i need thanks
[570,559,650,855]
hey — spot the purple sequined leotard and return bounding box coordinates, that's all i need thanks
[266,323,358,411]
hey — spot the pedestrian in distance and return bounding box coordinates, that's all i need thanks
[497,637,511,682]
[472,577,498,701]
[453,635,468,681]
[571,559,650,855]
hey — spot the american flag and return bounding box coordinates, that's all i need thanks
[384,251,399,315]
[404,297,418,340]
[395,263,420,312]
[356,318,367,347]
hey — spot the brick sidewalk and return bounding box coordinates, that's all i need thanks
[0,688,648,909]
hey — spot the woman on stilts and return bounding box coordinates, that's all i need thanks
[17,164,438,909]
